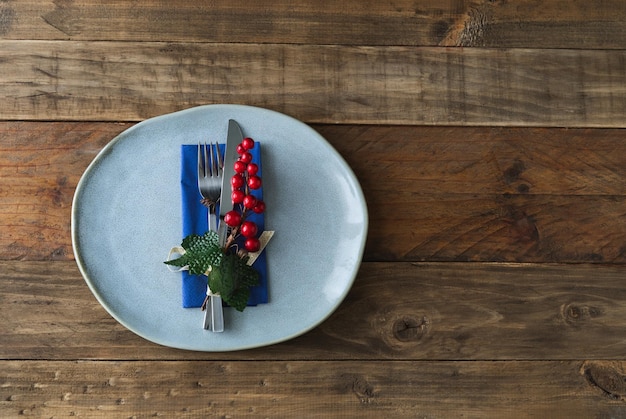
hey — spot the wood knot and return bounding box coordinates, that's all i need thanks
[582,361,626,400]
[561,303,602,326]
[503,159,526,184]
[502,206,539,243]
[393,316,430,342]
[339,374,376,404]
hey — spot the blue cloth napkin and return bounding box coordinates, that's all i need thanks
[180,143,268,308]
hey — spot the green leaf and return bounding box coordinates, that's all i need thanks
[228,287,251,312]
[164,231,222,275]
[208,253,259,311]
[234,259,260,287]
[208,254,236,297]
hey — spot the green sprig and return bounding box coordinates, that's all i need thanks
[165,230,259,311]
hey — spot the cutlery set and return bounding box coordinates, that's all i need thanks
[197,119,245,331]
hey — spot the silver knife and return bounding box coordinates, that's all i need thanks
[217,120,244,245]
[205,120,243,332]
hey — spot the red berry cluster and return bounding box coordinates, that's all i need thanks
[222,137,265,252]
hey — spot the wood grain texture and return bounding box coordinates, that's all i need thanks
[322,125,626,263]
[3,261,626,361]
[1,359,625,417]
[367,194,626,263]
[2,122,624,263]
[2,1,626,49]
[3,41,626,126]
[2,1,626,417]
[0,122,127,261]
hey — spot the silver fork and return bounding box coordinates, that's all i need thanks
[197,142,224,332]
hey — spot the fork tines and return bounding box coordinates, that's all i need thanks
[199,143,223,176]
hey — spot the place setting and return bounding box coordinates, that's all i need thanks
[71,104,369,351]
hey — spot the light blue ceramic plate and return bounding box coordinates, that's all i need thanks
[71,104,368,351]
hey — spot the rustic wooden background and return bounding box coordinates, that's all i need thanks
[2,1,626,417]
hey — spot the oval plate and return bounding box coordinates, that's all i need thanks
[71,105,368,351]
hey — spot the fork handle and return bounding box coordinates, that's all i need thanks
[210,296,224,332]
[204,210,224,332]
[208,212,217,233]
[203,294,224,332]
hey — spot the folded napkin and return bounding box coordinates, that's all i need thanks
[180,143,268,308]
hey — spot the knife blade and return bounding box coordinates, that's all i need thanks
[217,119,244,245]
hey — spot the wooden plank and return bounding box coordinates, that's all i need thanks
[3,1,626,49]
[2,261,626,360]
[0,122,125,261]
[2,41,626,126]
[2,123,625,263]
[366,194,626,263]
[1,359,625,417]
[319,125,626,196]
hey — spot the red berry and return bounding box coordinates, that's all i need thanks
[241,137,255,150]
[239,152,252,164]
[247,175,262,190]
[231,189,245,204]
[244,237,260,252]
[223,210,242,227]
[246,163,259,176]
[233,160,247,174]
[243,194,257,209]
[240,221,258,238]
[236,144,246,155]
[252,200,265,214]
[231,174,245,189]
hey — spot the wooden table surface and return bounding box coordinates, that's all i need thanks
[2,1,626,417]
